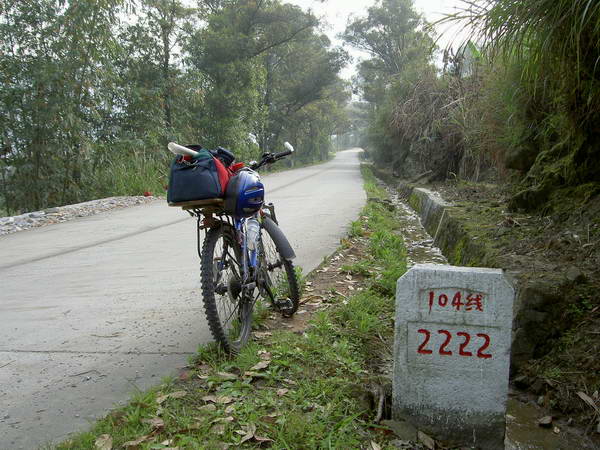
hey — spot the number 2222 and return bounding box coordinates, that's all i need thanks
[417,329,492,359]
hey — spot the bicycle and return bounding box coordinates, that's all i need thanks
[167,142,300,354]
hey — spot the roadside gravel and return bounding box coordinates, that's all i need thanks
[0,196,161,236]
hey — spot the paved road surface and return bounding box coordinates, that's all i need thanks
[0,149,365,449]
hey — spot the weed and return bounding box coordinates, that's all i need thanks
[348,219,364,237]
[340,260,372,277]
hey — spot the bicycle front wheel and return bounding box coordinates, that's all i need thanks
[200,225,251,354]
[258,224,300,317]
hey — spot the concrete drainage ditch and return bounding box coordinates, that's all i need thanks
[371,176,595,449]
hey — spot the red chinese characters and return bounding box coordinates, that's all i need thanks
[428,291,485,313]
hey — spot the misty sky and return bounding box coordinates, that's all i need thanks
[287,0,467,78]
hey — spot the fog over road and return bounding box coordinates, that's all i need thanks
[0,149,365,449]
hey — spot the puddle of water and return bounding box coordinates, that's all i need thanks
[505,398,597,449]
[380,183,598,450]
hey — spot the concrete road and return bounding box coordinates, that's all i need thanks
[0,149,365,449]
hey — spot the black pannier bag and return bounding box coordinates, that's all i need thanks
[167,146,222,204]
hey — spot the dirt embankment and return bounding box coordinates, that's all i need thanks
[372,165,600,438]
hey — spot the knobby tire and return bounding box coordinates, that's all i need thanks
[200,225,250,354]
[259,225,300,317]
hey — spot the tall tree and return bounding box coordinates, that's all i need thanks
[0,0,127,211]
[343,0,434,169]
[185,0,321,159]
[260,32,349,159]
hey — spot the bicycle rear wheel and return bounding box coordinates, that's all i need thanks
[258,224,300,317]
[200,224,251,354]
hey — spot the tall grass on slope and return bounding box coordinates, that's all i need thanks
[445,1,600,90]
[441,0,600,206]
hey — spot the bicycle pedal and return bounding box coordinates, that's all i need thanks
[274,298,293,313]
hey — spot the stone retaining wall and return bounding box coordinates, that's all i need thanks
[369,165,568,372]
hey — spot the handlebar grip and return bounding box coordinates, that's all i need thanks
[274,149,293,159]
[168,142,199,157]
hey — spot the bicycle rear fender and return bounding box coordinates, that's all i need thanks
[262,216,296,261]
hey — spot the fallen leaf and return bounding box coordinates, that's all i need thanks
[346,274,353,281]
[260,415,277,424]
[577,391,600,413]
[283,378,297,385]
[94,434,113,450]
[212,416,235,424]
[243,371,266,379]
[370,441,381,450]
[217,372,237,380]
[418,430,435,450]
[276,388,289,397]
[553,426,561,434]
[170,391,187,399]
[537,416,553,428]
[250,360,270,371]
[142,417,165,430]
[212,424,226,435]
[199,404,217,412]
[239,424,256,444]
[156,391,187,404]
[202,395,217,403]
[259,352,272,361]
[225,405,235,414]
[216,395,234,404]
[254,435,273,443]
[161,439,174,445]
[301,295,324,305]
[123,435,151,449]
[253,331,272,340]
[348,285,355,291]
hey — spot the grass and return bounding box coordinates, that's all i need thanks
[55,165,406,450]
[340,259,372,277]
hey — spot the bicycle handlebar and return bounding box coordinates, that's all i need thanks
[250,142,295,170]
[274,149,293,159]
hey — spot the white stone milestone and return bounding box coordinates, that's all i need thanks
[393,264,515,449]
